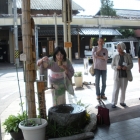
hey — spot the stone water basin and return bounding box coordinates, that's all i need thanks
[48,104,87,129]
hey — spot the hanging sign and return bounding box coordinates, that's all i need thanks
[64,42,72,48]
[20,53,26,61]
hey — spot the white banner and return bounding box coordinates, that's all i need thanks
[130,41,135,57]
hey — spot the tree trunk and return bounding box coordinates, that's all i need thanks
[21,0,36,118]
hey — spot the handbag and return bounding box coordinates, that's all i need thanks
[97,100,110,125]
[89,47,97,76]
[126,53,133,82]
[89,64,95,76]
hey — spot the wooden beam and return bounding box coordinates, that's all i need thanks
[1,17,140,28]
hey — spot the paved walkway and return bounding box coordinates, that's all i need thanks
[1,59,140,140]
[2,85,140,140]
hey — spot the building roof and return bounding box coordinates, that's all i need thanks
[78,28,122,36]
[27,27,121,36]
[95,9,140,19]
[115,9,140,18]
[16,0,84,11]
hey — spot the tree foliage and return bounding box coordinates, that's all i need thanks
[100,0,116,16]
[118,29,135,38]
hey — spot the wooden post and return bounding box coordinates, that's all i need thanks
[21,0,36,118]
[77,28,80,58]
[37,81,47,119]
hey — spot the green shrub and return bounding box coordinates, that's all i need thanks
[3,112,26,133]
[46,121,83,138]
[74,72,82,77]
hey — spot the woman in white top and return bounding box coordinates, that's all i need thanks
[111,42,133,108]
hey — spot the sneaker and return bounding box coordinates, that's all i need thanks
[112,104,116,108]
[97,96,100,100]
[120,103,126,107]
[101,95,107,100]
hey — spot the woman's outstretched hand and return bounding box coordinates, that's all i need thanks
[37,56,48,66]
[42,56,48,61]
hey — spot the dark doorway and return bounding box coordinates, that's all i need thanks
[0,45,8,62]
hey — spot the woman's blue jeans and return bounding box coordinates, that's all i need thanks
[95,69,107,96]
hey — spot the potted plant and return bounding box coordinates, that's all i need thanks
[19,117,47,140]
[18,95,48,140]
[15,63,48,140]
[2,112,25,140]
[74,72,83,87]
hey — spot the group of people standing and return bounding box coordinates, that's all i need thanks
[37,37,135,109]
[92,37,133,108]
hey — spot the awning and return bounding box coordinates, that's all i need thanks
[29,27,122,36]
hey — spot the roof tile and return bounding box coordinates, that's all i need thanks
[37,28,121,36]
[17,0,84,11]
[116,9,140,18]
[79,28,122,36]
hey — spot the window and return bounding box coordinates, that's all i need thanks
[113,43,117,49]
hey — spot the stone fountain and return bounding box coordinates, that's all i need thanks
[47,104,97,140]
[48,104,87,129]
